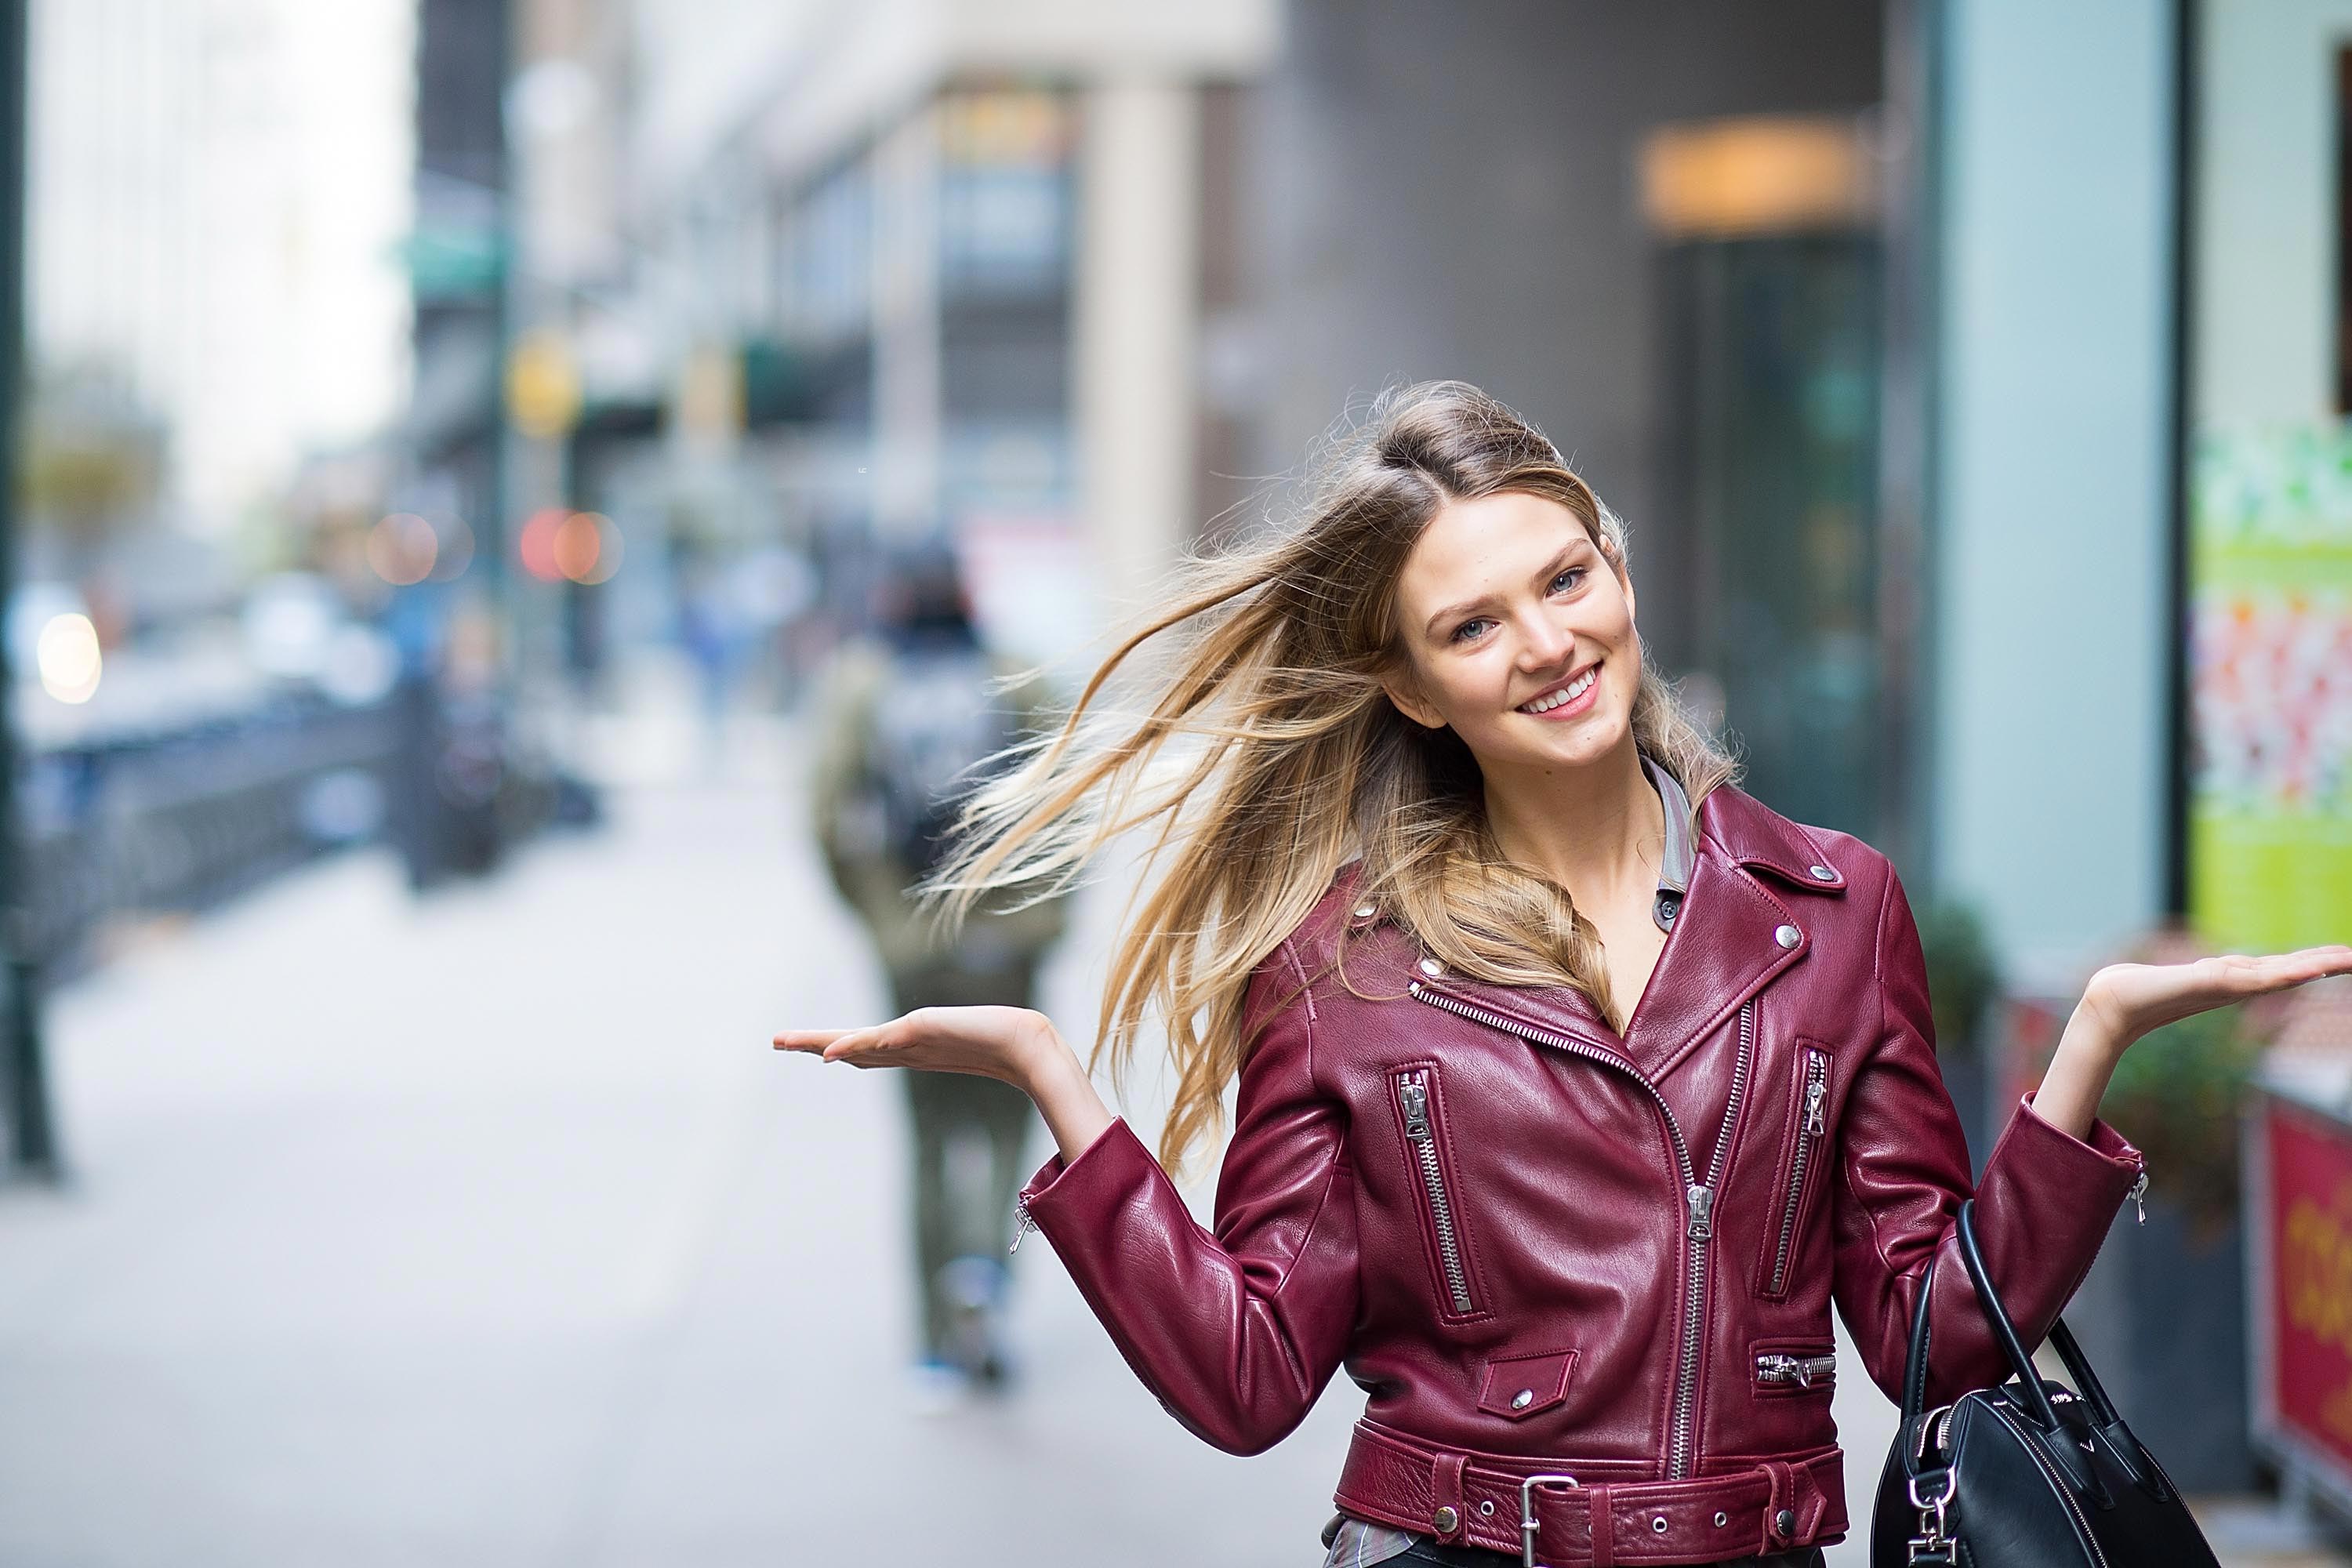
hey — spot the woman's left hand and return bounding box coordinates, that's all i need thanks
[2077,944,2352,1052]
[2034,943,2352,1142]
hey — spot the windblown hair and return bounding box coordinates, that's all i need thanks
[925,381,1738,1171]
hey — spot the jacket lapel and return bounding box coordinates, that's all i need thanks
[1392,786,1843,1081]
[1620,848,1806,1081]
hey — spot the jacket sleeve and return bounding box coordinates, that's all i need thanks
[1831,862,2146,1408]
[1014,939,1359,1454]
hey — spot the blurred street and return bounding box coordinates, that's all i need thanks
[0,691,1362,1566]
[4,682,2345,1566]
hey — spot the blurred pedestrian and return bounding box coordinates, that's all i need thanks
[808,538,1065,1404]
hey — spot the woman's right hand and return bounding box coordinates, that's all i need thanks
[774,1007,1116,1163]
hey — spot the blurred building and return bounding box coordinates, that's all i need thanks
[441,0,2349,987]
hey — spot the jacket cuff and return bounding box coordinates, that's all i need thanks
[2015,1088,2146,1179]
[1018,1115,1163,1231]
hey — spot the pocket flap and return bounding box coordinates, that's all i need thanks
[1478,1348,1577,1419]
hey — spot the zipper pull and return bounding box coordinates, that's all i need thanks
[1757,1353,1794,1382]
[1686,1183,1715,1240]
[2126,1167,2148,1225]
[1399,1076,1431,1140]
[1009,1196,1036,1254]
[1803,1076,1828,1138]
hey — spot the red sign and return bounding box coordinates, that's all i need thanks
[2266,1097,2352,1478]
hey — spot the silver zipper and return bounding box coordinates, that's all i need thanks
[1755,1352,1838,1388]
[1409,982,1752,1479]
[1008,1195,1036,1254]
[1766,1048,1830,1295]
[1989,1402,2111,1568]
[2126,1167,2148,1225]
[1398,1070,1476,1314]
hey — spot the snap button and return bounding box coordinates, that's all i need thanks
[1808,863,1835,881]
[1419,956,1443,976]
[1774,1507,1796,1537]
[1714,1512,1729,1527]
[1774,924,1801,949]
[1432,1505,1459,1534]
[1479,1501,1496,1517]
[1510,1388,1534,1410]
[1650,1514,1668,1534]
[1354,903,1376,919]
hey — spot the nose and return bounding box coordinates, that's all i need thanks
[1515,609,1576,671]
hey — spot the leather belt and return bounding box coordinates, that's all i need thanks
[1334,1419,1844,1566]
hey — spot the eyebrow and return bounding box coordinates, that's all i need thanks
[1421,541,1588,640]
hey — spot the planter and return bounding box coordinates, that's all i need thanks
[2064,1195,2256,1492]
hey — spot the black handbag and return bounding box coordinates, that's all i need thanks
[1871,1199,2223,1567]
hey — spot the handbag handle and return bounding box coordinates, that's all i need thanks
[1955,1199,2067,1430]
[1896,1245,1939,1478]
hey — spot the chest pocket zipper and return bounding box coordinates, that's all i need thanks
[1396,1069,1478,1316]
[1759,1045,1831,1299]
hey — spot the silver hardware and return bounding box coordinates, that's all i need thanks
[1774,1508,1796,1537]
[1511,1388,1534,1410]
[1686,1183,1715,1240]
[1809,864,1836,881]
[1355,903,1376,919]
[1715,1511,1729,1527]
[1756,1351,1838,1387]
[1399,1072,1475,1313]
[1420,956,1443,976]
[1480,1501,1496,1517]
[1768,1049,1831,1295]
[1775,923,1802,949]
[1433,1505,1459,1534]
[1651,1514,1669,1534]
[1008,1196,1036,1254]
[2128,1167,2149,1225]
[1519,1473,1578,1566]
[1410,990,1754,1480]
[1907,1467,1955,1566]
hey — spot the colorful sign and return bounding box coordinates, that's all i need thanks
[2256,1091,2352,1499]
[2190,426,2352,951]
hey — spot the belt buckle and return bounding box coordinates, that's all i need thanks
[1518,1472,1578,1567]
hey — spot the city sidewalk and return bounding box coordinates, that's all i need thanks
[0,713,2339,1566]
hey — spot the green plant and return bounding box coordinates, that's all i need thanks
[2096,1003,2263,1243]
[1918,901,1999,1058]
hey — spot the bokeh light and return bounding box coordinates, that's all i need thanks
[554,511,622,584]
[365,512,438,586]
[517,506,569,582]
[426,513,476,581]
[36,612,103,704]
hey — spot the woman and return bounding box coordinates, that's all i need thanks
[777,383,2350,1567]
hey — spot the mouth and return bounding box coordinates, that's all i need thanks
[1516,662,1601,717]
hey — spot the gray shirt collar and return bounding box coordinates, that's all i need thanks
[1644,753,1696,932]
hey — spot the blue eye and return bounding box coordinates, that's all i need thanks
[1450,618,1492,644]
[1551,567,1586,593]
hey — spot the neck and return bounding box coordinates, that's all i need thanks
[1481,732,1663,908]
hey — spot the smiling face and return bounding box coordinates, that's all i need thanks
[1381,489,1642,781]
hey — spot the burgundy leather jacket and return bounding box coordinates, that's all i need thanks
[1016,786,2145,1565]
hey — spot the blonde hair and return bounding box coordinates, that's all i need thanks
[927,381,1737,1170]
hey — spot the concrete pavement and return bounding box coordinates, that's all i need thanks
[0,710,2337,1566]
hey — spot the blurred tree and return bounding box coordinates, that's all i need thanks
[1918,899,1999,1058]
[19,363,164,579]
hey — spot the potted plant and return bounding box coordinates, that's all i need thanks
[2045,928,2287,1492]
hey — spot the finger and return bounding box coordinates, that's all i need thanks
[2215,947,2352,994]
[822,1024,898,1063]
[772,1029,858,1054]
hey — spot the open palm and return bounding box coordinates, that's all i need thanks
[2084,945,2352,1045]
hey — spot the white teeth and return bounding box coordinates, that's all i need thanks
[1520,667,1597,714]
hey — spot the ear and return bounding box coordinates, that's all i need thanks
[1381,670,1447,731]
